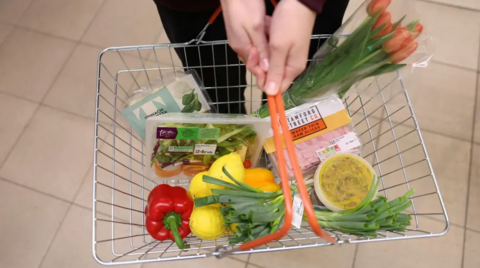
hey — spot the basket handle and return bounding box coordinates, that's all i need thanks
[238,93,335,251]
[194,0,278,43]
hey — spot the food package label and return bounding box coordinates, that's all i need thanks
[292,193,304,229]
[264,99,352,154]
[316,132,361,161]
[121,74,210,140]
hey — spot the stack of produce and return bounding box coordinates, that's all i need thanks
[193,167,289,245]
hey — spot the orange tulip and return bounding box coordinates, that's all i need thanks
[390,40,418,63]
[382,29,412,53]
[412,23,424,39]
[367,0,391,16]
[373,11,392,30]
[374,22,393,38]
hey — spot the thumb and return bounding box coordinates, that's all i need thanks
[248,26,269,72]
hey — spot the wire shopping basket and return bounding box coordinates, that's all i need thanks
[92,35,449,265]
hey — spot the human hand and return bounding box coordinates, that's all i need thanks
[264,0,316,95]
[220,0,269,88]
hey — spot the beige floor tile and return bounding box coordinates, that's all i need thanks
[0,180,70,268]
[354,217,463,268]
[375,123,469,226]
[18,0,104,41]
[41,205,141,268]
[0,106,95,201]
[0,23,13,45]
[81,0,162,48]
[249,244,356,268]
[0,93,38,165]
[464,230,480,268]
[141,255,247,268]
[343,0,364,21]
[467,145,480,231]
[44,44,144,119]
[0,28,76,102]
[475,75,480,144]
[429,0,480,11]
[403,62,477,140]
[0,0,35,24]
[416,1,480,70]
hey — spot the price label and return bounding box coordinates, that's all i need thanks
[292,194,304,229]
[193,144,217,155]
[316,132,361,161]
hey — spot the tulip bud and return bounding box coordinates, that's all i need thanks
[373,11,392,30]
[412,23,424,39]
[374,22,393,38]
[367,0,392,16]
[383,29,413,53]
[390,40,419,63]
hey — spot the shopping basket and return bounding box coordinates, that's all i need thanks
[92,34,449,265]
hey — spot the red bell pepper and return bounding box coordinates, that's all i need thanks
[145,184,193,249]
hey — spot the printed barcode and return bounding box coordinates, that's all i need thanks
[296,207,301,214]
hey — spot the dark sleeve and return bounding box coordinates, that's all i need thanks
[298,0,328,13]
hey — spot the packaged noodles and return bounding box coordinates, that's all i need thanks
[265,96,362,177]
[146,113,270,180]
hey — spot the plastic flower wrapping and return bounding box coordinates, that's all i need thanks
[254,0,434,118]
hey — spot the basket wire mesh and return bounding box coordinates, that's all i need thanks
[92,36,449,265]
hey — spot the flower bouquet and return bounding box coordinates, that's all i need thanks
[254,0,433,118]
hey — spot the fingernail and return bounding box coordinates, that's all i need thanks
[266,82,278,95]
[261,59,269,71]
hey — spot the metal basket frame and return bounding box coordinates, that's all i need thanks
[92,35,449,265]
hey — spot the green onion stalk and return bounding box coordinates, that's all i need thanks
[312,184,416,236]
[252,11,424,118]
[194,167,297,245]
[195,167,415,242]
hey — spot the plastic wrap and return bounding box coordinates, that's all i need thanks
[145,113,270,181]
[254,0,434,118]
[120,70,212,140]
[265,96,362,177]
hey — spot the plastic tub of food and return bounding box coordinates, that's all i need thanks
[145,113,270,181]
[313,153,377,211]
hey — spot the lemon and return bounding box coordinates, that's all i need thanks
[207,153,245,190]
[189,206,226,240]
[189,172,210,199]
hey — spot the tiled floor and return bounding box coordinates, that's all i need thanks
[0,0,479,267]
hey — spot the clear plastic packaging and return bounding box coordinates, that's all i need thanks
[264,96,361,177]
[120,70,213,140]
[313,153,377,212]
[254,0,434,118]
[145,113,270,181]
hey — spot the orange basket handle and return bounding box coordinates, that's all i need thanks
[239,93,335,251]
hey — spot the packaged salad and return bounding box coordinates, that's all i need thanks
[145,113,270,180]
[264,96,362,177]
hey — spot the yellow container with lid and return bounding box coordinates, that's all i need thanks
[314,153,377,212]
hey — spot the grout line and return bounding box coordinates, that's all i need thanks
[417,0,480,13]
[430,59,479,73]
[0,177,72,204]
[461,24,480,268]
[351,244,359,268]
[37,203,74,268]
[77,0,107,42]
[369,114,475,144]
[244,254,251,268]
